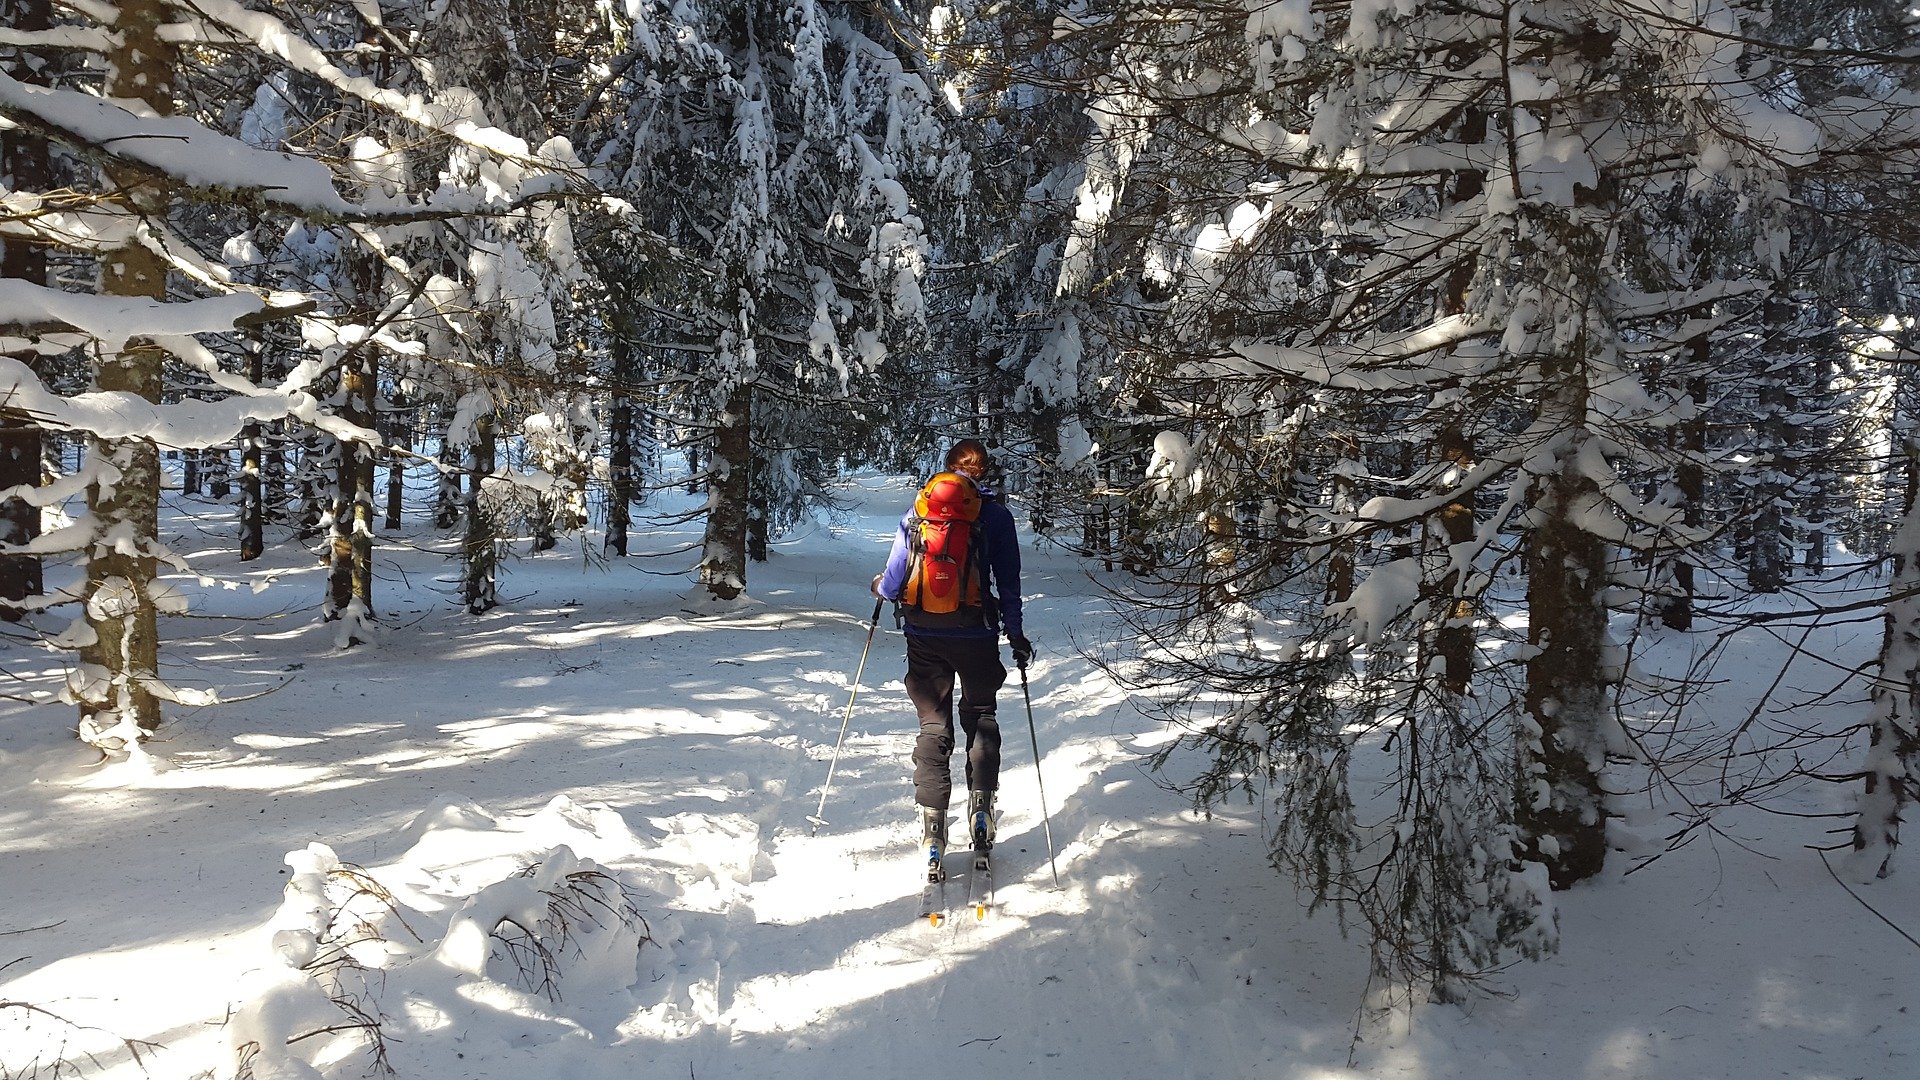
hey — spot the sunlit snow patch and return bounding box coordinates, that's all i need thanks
[229,798,666,1078]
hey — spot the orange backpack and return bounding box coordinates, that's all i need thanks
[903,471,984,616]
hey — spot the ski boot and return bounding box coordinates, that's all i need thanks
[921,805,948,883]
[968,789,996,854]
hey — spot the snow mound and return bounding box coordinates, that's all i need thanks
[230,800,662,1079]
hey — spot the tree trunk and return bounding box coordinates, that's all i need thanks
[1029,405,1061,539]
[699,383,751,599]
[531,501,558,552]
[207,446,231,501]
[1429,111,1484,693]
[77,0,174,740]
[1433,426,1477,696]
[604,341,638,557]
[0,411,43,620]
[435,408,463,529]
[462,410,499,614]
[1804,321,1836,576]
[1519,422,1613,890]
[240,334,267,560]
[0,0,52,619]
[326,344,377,642]
[1662,361,1708,631]
[1855,437,1920,877]
[383,391,408,531]
[295,430,326,541]
[265,420,289,521]
[1323,431,1358,605]
[1747,294,1797,593]
[746,441,770,564]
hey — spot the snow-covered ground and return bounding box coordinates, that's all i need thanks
[2,474,1915,1080]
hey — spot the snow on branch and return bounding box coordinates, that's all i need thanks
[0,24,114,55]
[0,72,588,223]
[1350,441,1538,531]
[0,355,375,450]
[0,190,139,255]
[1609,279,1772,322]
[1215,314,1498,391]
[165,0,582,171]
[0,278,263,347]
[0,72,354,213]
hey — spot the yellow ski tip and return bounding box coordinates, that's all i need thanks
[928,912,944,928]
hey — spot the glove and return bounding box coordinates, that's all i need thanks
[871,574,886,599]
[1009,634,1034,668]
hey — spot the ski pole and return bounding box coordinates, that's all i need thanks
[810,597,885,835]
[1020,660,1061,886]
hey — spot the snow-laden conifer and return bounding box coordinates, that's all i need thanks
[1035,0,1920,992]
[0,0,598,737]
[585,0,960,599]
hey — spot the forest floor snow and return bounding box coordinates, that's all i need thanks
[1,473,1915,1080]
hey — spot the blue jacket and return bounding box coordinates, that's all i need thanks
[877,490,1023,639]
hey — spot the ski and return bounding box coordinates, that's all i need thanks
[966,803,994,921]
[966,848,993,921]
[919,843,948,928]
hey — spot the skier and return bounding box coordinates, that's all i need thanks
[872,439,1032,875]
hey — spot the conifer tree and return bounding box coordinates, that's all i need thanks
[0,0,595,740]
[1027,0,1920,990]
[587,0,956,599]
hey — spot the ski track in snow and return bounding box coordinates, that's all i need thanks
[1,473,1915,1080]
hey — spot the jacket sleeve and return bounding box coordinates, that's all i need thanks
[876,511,914,601]
[986,504,1023,638]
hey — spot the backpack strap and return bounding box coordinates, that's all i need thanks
[972,496,1000,626]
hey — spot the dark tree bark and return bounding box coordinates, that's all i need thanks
[462,410,499,614]
[1855,438,1920,876]
[78,0,174,736]
[325,343,377,642]
[1661,355,1709,632]
[604,339,639,557]
[434,408,462,529]
[1519,408,1612,890]
[384,392,408,532]
[207,446,231,501]
[1433,426,1477,696]
[1028,404,1062,539]
[0,0,52,619]
[1746,294,1798,594]
[239,334,267,561]
[1430,109,1485,692]
[698,382,751,599]
[746,441,769,564]
[294,429,326,541]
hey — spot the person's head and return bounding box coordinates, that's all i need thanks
[944,439,991,481]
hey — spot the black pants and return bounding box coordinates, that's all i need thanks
[904,633,1005,809]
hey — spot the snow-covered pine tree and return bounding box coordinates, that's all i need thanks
[587,0,957,600]
[890,1,1095,509]
[0,0,597,739]
[420,0,607,560]
[250,0,602,620]
[1032,0,1916,990]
